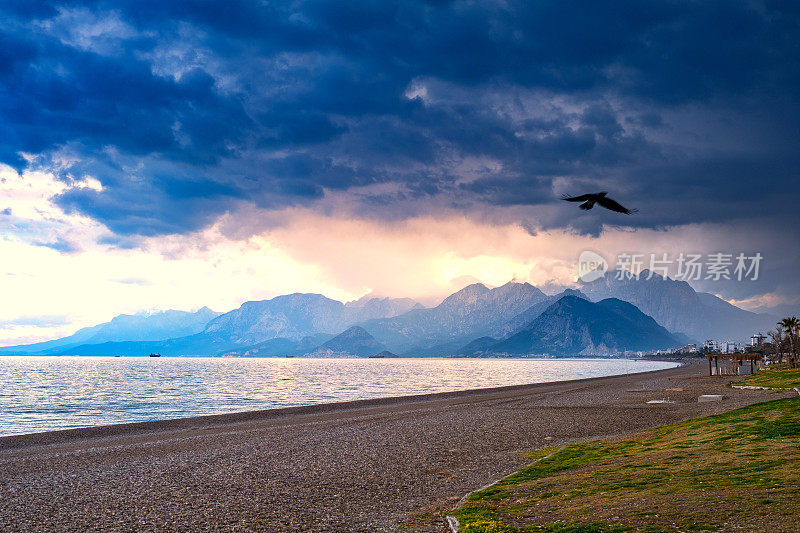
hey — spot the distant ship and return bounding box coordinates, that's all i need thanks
[149,352,161,358]
[369,350,396,359]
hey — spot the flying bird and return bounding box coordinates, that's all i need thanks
[561,192,638,214]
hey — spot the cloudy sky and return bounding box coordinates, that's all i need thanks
[1,0,799,346]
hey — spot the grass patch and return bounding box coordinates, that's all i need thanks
[523,446,561,461]
[739,366,800,389]
[453,397,800,532]
[458,519,631,533]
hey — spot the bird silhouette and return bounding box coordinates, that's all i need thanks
[561,192,638,214]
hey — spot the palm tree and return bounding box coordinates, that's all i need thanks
[793,317,800,368]
[778,317,799,368]
[769,328,786,364]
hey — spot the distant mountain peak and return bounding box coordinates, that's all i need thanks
[457,282,491,293]
[438,283,490,307]
[597,297,638,307]
[490,288,587,340]
[344,294,421,309]
[345,293,391,307]
[498,279,534,288]
[439,281,543,309]
[314,325,386,357]
[545,294,593,311]
[273,292,337,303]
[334,325,371,338]
[560,288,587,297]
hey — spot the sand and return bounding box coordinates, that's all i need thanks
[0,359,791,532]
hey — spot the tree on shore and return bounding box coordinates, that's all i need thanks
[778,317,799,368]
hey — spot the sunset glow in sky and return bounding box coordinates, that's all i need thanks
[1,1,799,345]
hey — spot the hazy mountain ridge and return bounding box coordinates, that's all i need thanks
[50,333,232,357]
[578,271,777,340]
[492,289,588,339]
[47,294,421,357]
[358,282,548,354]
[0,307,221,355]
[203,294,422,347]
[344,296,422,322]
[202,294,346,345]
[217,333,336,358]
[219,328,386,358]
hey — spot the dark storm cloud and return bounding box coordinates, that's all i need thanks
[0,0,798,237]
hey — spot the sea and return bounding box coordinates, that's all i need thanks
[0,356,678,437]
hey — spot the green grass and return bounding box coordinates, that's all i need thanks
[739,366,800,389]
[453,397,800,532]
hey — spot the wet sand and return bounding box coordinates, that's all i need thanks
[0,359,791,532]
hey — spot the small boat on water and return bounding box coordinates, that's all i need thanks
[369,350,396,359]
[149,352,161,358]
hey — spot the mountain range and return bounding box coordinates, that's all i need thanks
[0,273,779,357]
[461,296,680,356]
[578,271,777,340]
[202,294,420,346]
[218,327,388,358]
[357,282,548,355]
[34,295,420,357]
[0,307,221,355]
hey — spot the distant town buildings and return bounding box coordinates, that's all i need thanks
[722,341,741,354]
[700,335,769,354]
[750,333,767,346]
[619,333,769,358]
[703,340,719,351]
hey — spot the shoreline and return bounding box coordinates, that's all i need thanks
[1,359,790,532]
[0,358,681,447]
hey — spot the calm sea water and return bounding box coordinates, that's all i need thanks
[0,356,677,437]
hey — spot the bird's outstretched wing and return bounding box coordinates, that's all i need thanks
[596,196,638,214]
[561,193,593,202]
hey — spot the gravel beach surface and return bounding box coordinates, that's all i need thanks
[0,359,791,532]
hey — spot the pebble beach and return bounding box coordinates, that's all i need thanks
[0,359,790,532]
